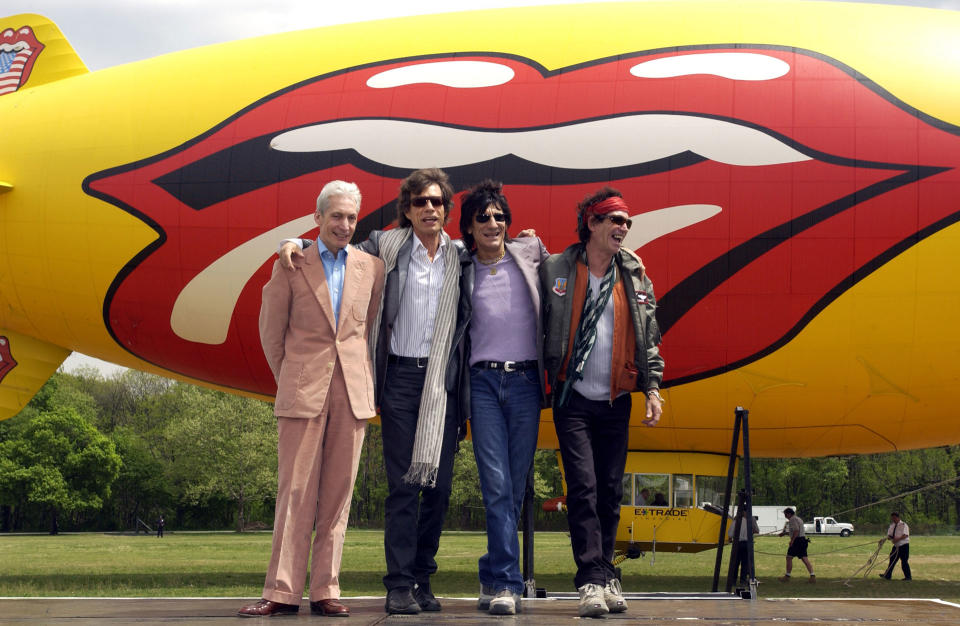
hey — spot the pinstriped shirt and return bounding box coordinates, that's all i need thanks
[390,235,448,358]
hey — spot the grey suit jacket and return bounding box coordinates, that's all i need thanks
[356,228,473,435]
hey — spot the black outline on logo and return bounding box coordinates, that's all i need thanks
[81,44,960,390]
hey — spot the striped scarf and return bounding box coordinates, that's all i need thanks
[558,259,616,407]
[370,227,461,487]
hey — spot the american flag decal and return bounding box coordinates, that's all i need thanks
[0,26,44,96]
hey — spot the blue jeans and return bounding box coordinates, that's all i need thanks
[470,365,542,594]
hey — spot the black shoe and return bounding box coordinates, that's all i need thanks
[413,583,442,611]
[385,588,420,615]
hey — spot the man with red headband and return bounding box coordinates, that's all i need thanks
[540,187,664,617]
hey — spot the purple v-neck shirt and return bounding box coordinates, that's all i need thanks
[469,252,538,365]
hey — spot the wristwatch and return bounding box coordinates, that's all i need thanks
[647,389,665,404]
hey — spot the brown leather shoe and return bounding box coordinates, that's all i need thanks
[311,598,350,616]
[237,598,300,617]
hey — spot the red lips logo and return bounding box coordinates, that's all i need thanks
[84,47,960,394]
[0,26,44,96]
[0,336,17,382]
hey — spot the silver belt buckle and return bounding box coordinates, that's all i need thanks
[416,357,428,368]
[503,361,517,372]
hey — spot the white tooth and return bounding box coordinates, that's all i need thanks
[271,115,810,169]
[367,61,515,88]
[630,52,790,81]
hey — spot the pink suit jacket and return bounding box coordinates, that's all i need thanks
[259,243,385,418]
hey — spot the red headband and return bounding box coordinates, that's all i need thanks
[587,196,629,215]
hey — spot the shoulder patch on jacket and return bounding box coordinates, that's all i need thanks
[552,277,568,296]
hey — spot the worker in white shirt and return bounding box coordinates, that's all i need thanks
[880,511,912,580]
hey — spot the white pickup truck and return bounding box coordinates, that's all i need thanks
[804,516,854,537]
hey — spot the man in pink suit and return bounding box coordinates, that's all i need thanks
[238,180,385,618]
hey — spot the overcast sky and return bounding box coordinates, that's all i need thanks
[6,0,955,376]
[4,0,959,71]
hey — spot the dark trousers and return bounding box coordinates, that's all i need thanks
[553,390,631,589]
[381,361,460,591]
[735,541,750,582]
[883,543,911,580]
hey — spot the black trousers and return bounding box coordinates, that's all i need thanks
[735,541,750,582]
[380,361,460,591]
[883,543,911,580]
[553,390,631,589]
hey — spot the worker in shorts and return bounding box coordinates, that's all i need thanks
[778,508,815,583]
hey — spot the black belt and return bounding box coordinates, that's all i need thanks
[474,360,537,372]
[388,354,429,368]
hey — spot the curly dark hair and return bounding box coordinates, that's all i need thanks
[576,186,624,244]
[397,168,455,228]
[458,180,513,250]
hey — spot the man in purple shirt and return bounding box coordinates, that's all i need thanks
[457,180,549,615]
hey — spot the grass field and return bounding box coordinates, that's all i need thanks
[2,530,959,602]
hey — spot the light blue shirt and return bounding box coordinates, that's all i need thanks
[316,240,348,327]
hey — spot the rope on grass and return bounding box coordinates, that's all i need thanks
[751,539,881,558]
[841,538,895,586]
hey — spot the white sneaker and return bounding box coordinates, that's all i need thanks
[477,584,495,611]
[489,589,520,615]
[603,578,628,613]
[577,583,608,617]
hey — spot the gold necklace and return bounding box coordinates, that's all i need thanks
[477,249,505,275]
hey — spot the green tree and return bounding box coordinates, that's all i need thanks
[449,441,484,528]
[351,423,388,526]
[164,387,277,531]
[104,426,171,531]
[0,407,121,534]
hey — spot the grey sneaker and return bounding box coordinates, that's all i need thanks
[603,578,628,613]
[477,584,495,611]
[489,589,520,615]
[577,583,608,618]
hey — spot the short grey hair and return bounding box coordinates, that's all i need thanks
[315,180,361,216]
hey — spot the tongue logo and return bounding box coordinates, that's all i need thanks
[0,336,17,383]
[0,26,44,96]
[84,46,960,394]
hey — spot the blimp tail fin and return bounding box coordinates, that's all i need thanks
[0,329,71,421]
[0,14,88,96]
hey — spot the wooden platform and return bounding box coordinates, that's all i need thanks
[1,596,958,624]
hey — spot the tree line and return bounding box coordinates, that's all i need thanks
[0,368,957,534]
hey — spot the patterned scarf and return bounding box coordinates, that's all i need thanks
[558,258,616,407]
[370,227,461,487]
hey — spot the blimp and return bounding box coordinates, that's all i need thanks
[2,1,960,555]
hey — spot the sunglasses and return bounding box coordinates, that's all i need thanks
[411,195,445,208]
[474,212,506,224]
[594,214,632,229]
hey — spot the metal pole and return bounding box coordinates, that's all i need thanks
[739,408,757,601]
[712,407,743,592]
[521,462,536,597]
